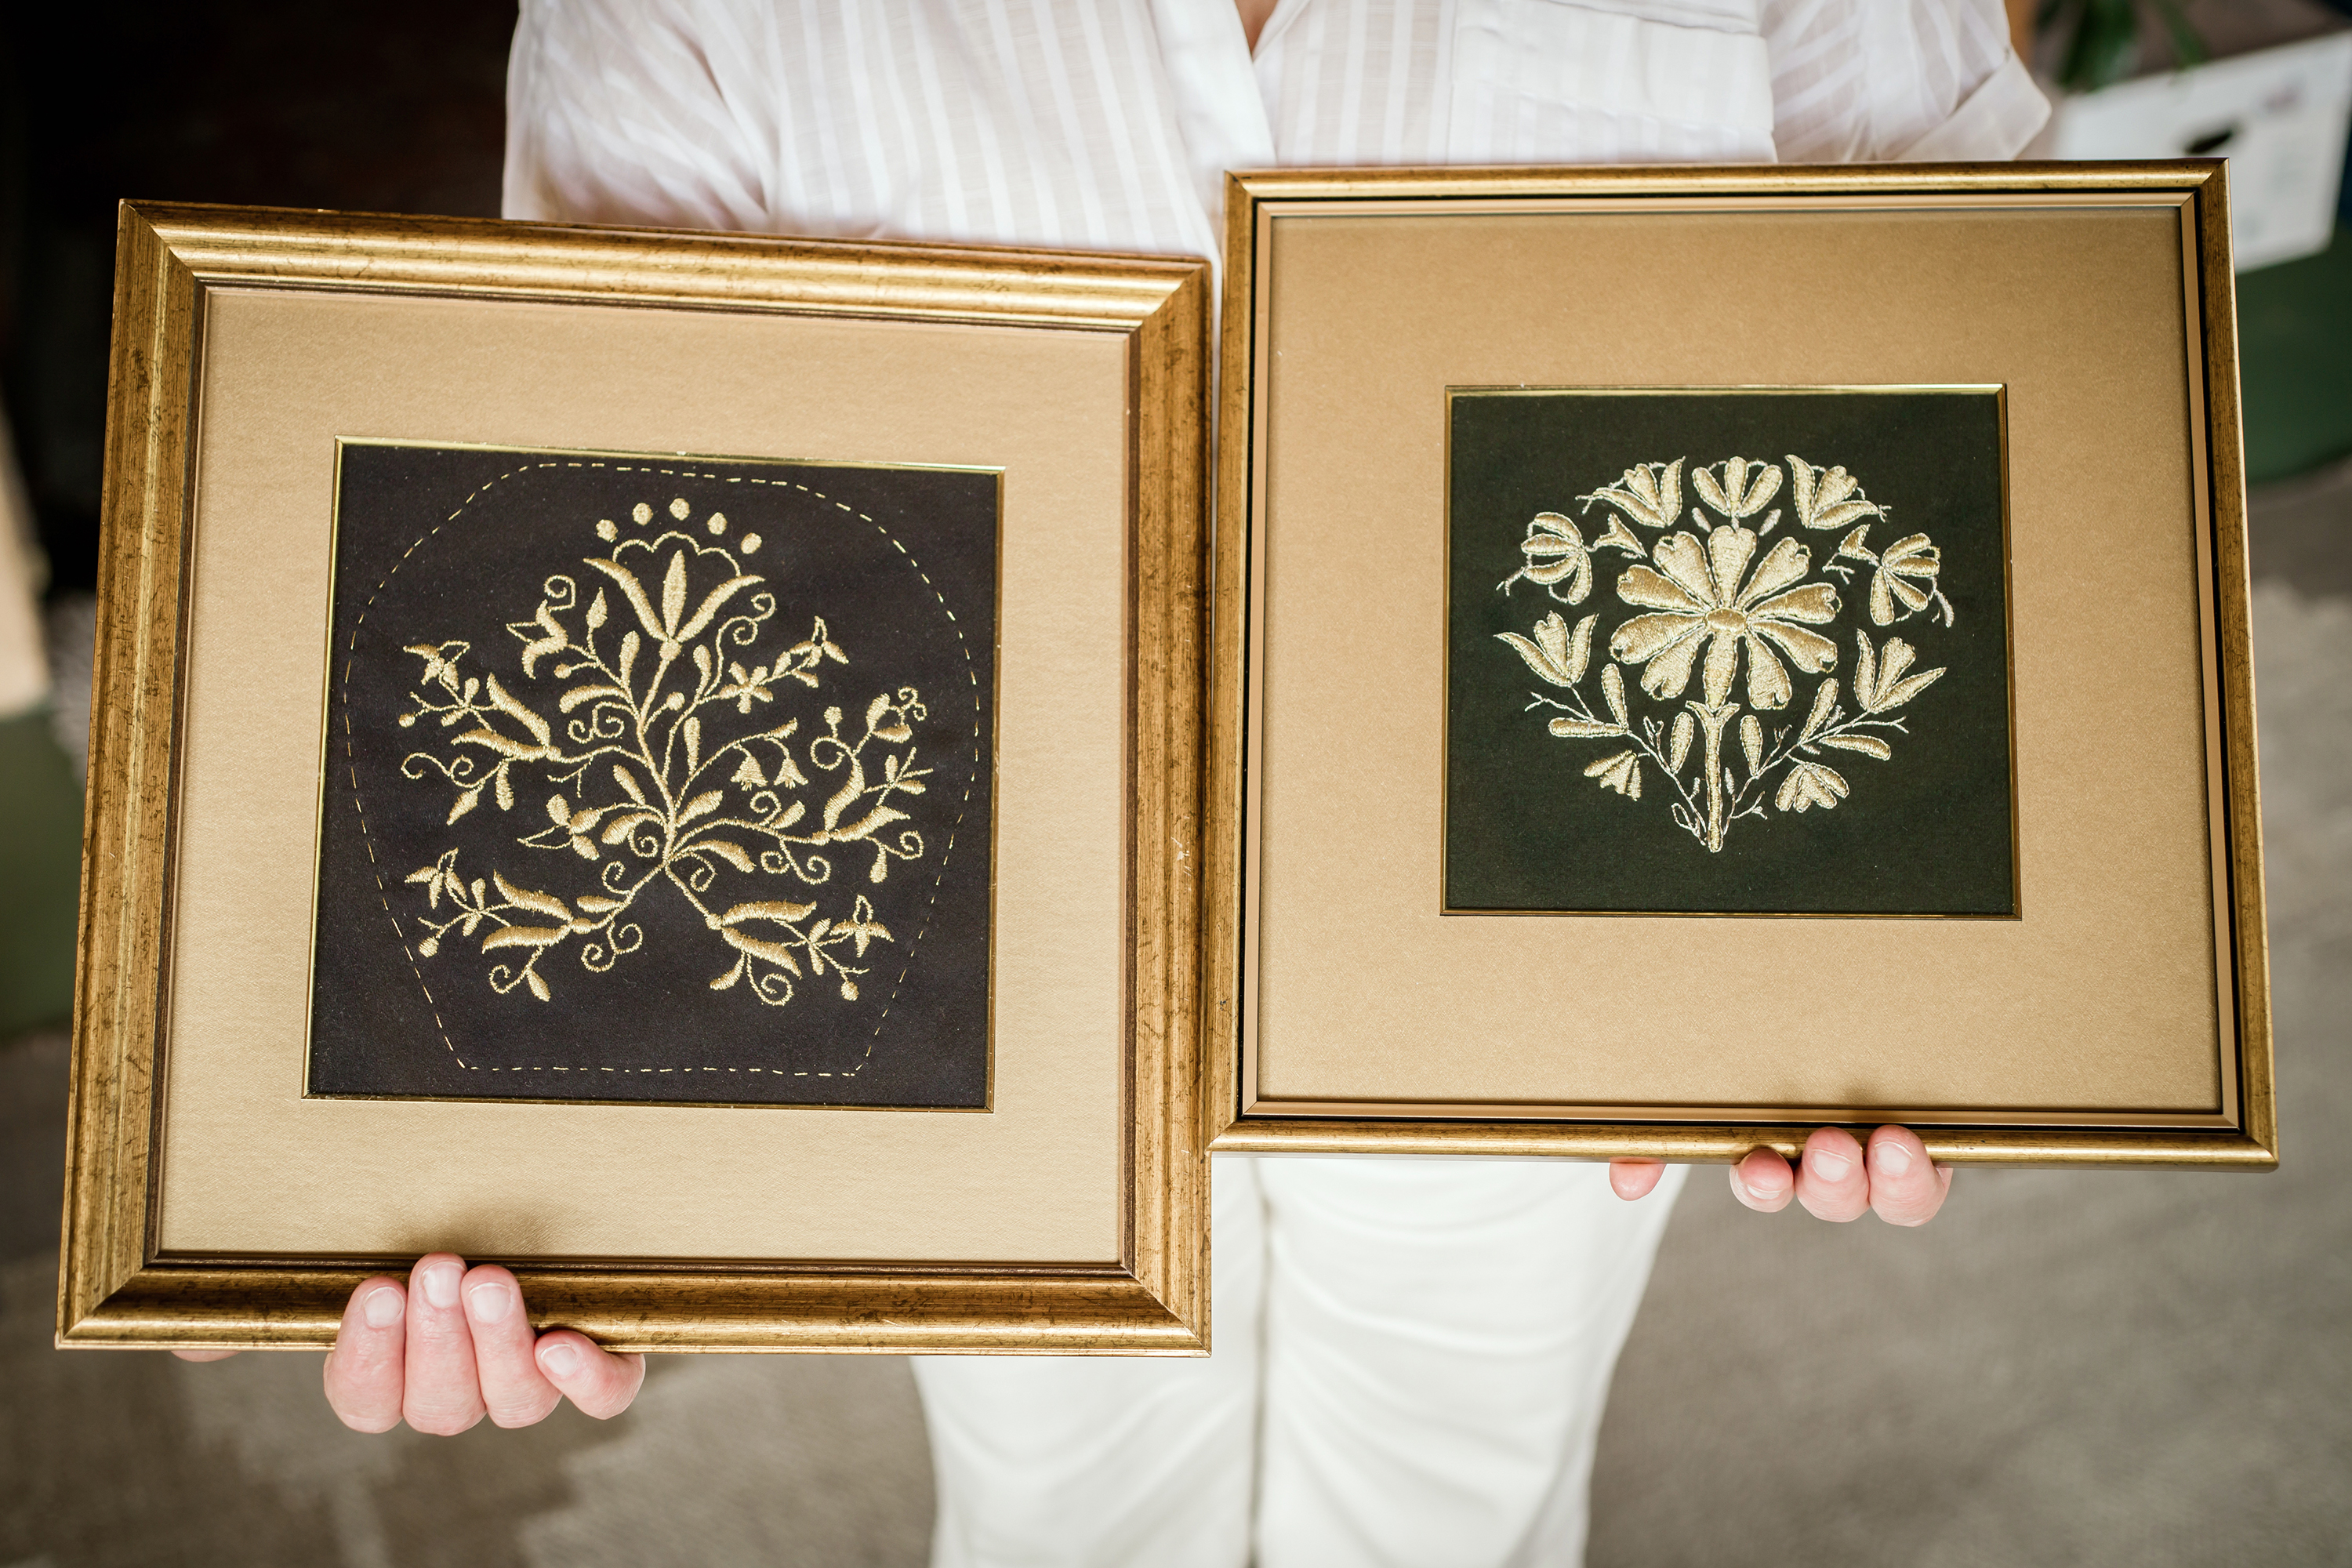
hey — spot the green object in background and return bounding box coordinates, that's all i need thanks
[2238,226,2352,487]
[0,709,82,1036]
[2036,0,2207,93]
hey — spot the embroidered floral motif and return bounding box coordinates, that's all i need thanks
[1497,454,1951,853]
[396,497,929,1005]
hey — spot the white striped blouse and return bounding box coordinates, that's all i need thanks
[503,0,2048,260]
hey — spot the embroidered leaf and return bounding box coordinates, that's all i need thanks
[585,557,666,643]
[821,757,867,832]
[485,673,552,746]
[1550,718,1624,739]
[492,871,571,922]
[1740,713,1763,775]
[674,575,763,644]
[828,804,909,844]
[1601,665,1629,728]
[483,925,568,951]
[709,956,744,991]
[677,789,724,826]
[660,549,689,635]
[720,927,802,975]
[1566,614,1596,684]
[447,783,483,825]
[613,764,647,804]
[561,684,627,713]
[695,840,755,872]
[1878,667,1945,711]
[684,717,702,774]
[586,588,608,630]
[1820,735,1893,760]
[601,809,658,845]
[1800,678,1838,743]
[1668,710,1694,772]
[717,899,819,927]
[454,728,544,760]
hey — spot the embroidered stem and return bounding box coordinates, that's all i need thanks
[1689,700,1738,853]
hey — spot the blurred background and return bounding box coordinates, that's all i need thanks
[4,2,2350,1563]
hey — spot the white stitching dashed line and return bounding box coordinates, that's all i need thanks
[335,458,982,1082]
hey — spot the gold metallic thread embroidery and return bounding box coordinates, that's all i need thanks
[393,495,932,1007]
[1497,455,1951,853]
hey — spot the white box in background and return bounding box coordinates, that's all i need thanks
[2046,31,2352,270]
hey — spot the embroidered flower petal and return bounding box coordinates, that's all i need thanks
[1749,583,1839,626]
[1610,611,1706,666]
[1700,628,1742,706]
[1617,564,1705,613]
[1876,637,1918,693]
[1752,619,1838,675]
[1735,536,1811,608]
[1634,624,1707,701]
[1648,533,1719,607]
[1740,633,1793,710]
[1705,524,1759,606]
[1532,610,1573,672]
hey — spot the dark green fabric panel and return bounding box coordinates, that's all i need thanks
[1444,389,2015,917]
[0,710,81,1037]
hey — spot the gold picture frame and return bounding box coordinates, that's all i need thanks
[62,204,1212,1351]
[1204,162,2274,1170]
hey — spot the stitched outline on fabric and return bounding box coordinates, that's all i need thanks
[334,459,983,1081]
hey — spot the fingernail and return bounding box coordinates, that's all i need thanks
[540,1341,581,1377]
[466,1282,515,1324]
[1873,1139,1914,1176]
[1808,1149,1852,1181]
[419,1261,462,1309]
[361,1287,404,1330]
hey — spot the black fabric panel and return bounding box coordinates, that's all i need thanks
[307,443,997,1106]
[1445,389,2015,916]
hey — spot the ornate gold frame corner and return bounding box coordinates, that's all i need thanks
[61,202,1214,1352]
[1202,162,2274,1171]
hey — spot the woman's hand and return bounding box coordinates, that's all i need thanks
[1607,1126,1953,1226]
[172,1254,646,1433]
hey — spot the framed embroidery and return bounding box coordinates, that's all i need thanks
[63,205,1210,1353]
[1445,387,2016,917]
[1206,164,2274,1169]
[311,443,999,1108]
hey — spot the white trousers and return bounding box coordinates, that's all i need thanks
[913,1154,1687,1567]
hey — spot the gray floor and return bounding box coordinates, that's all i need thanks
[5,482,2349,1566]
